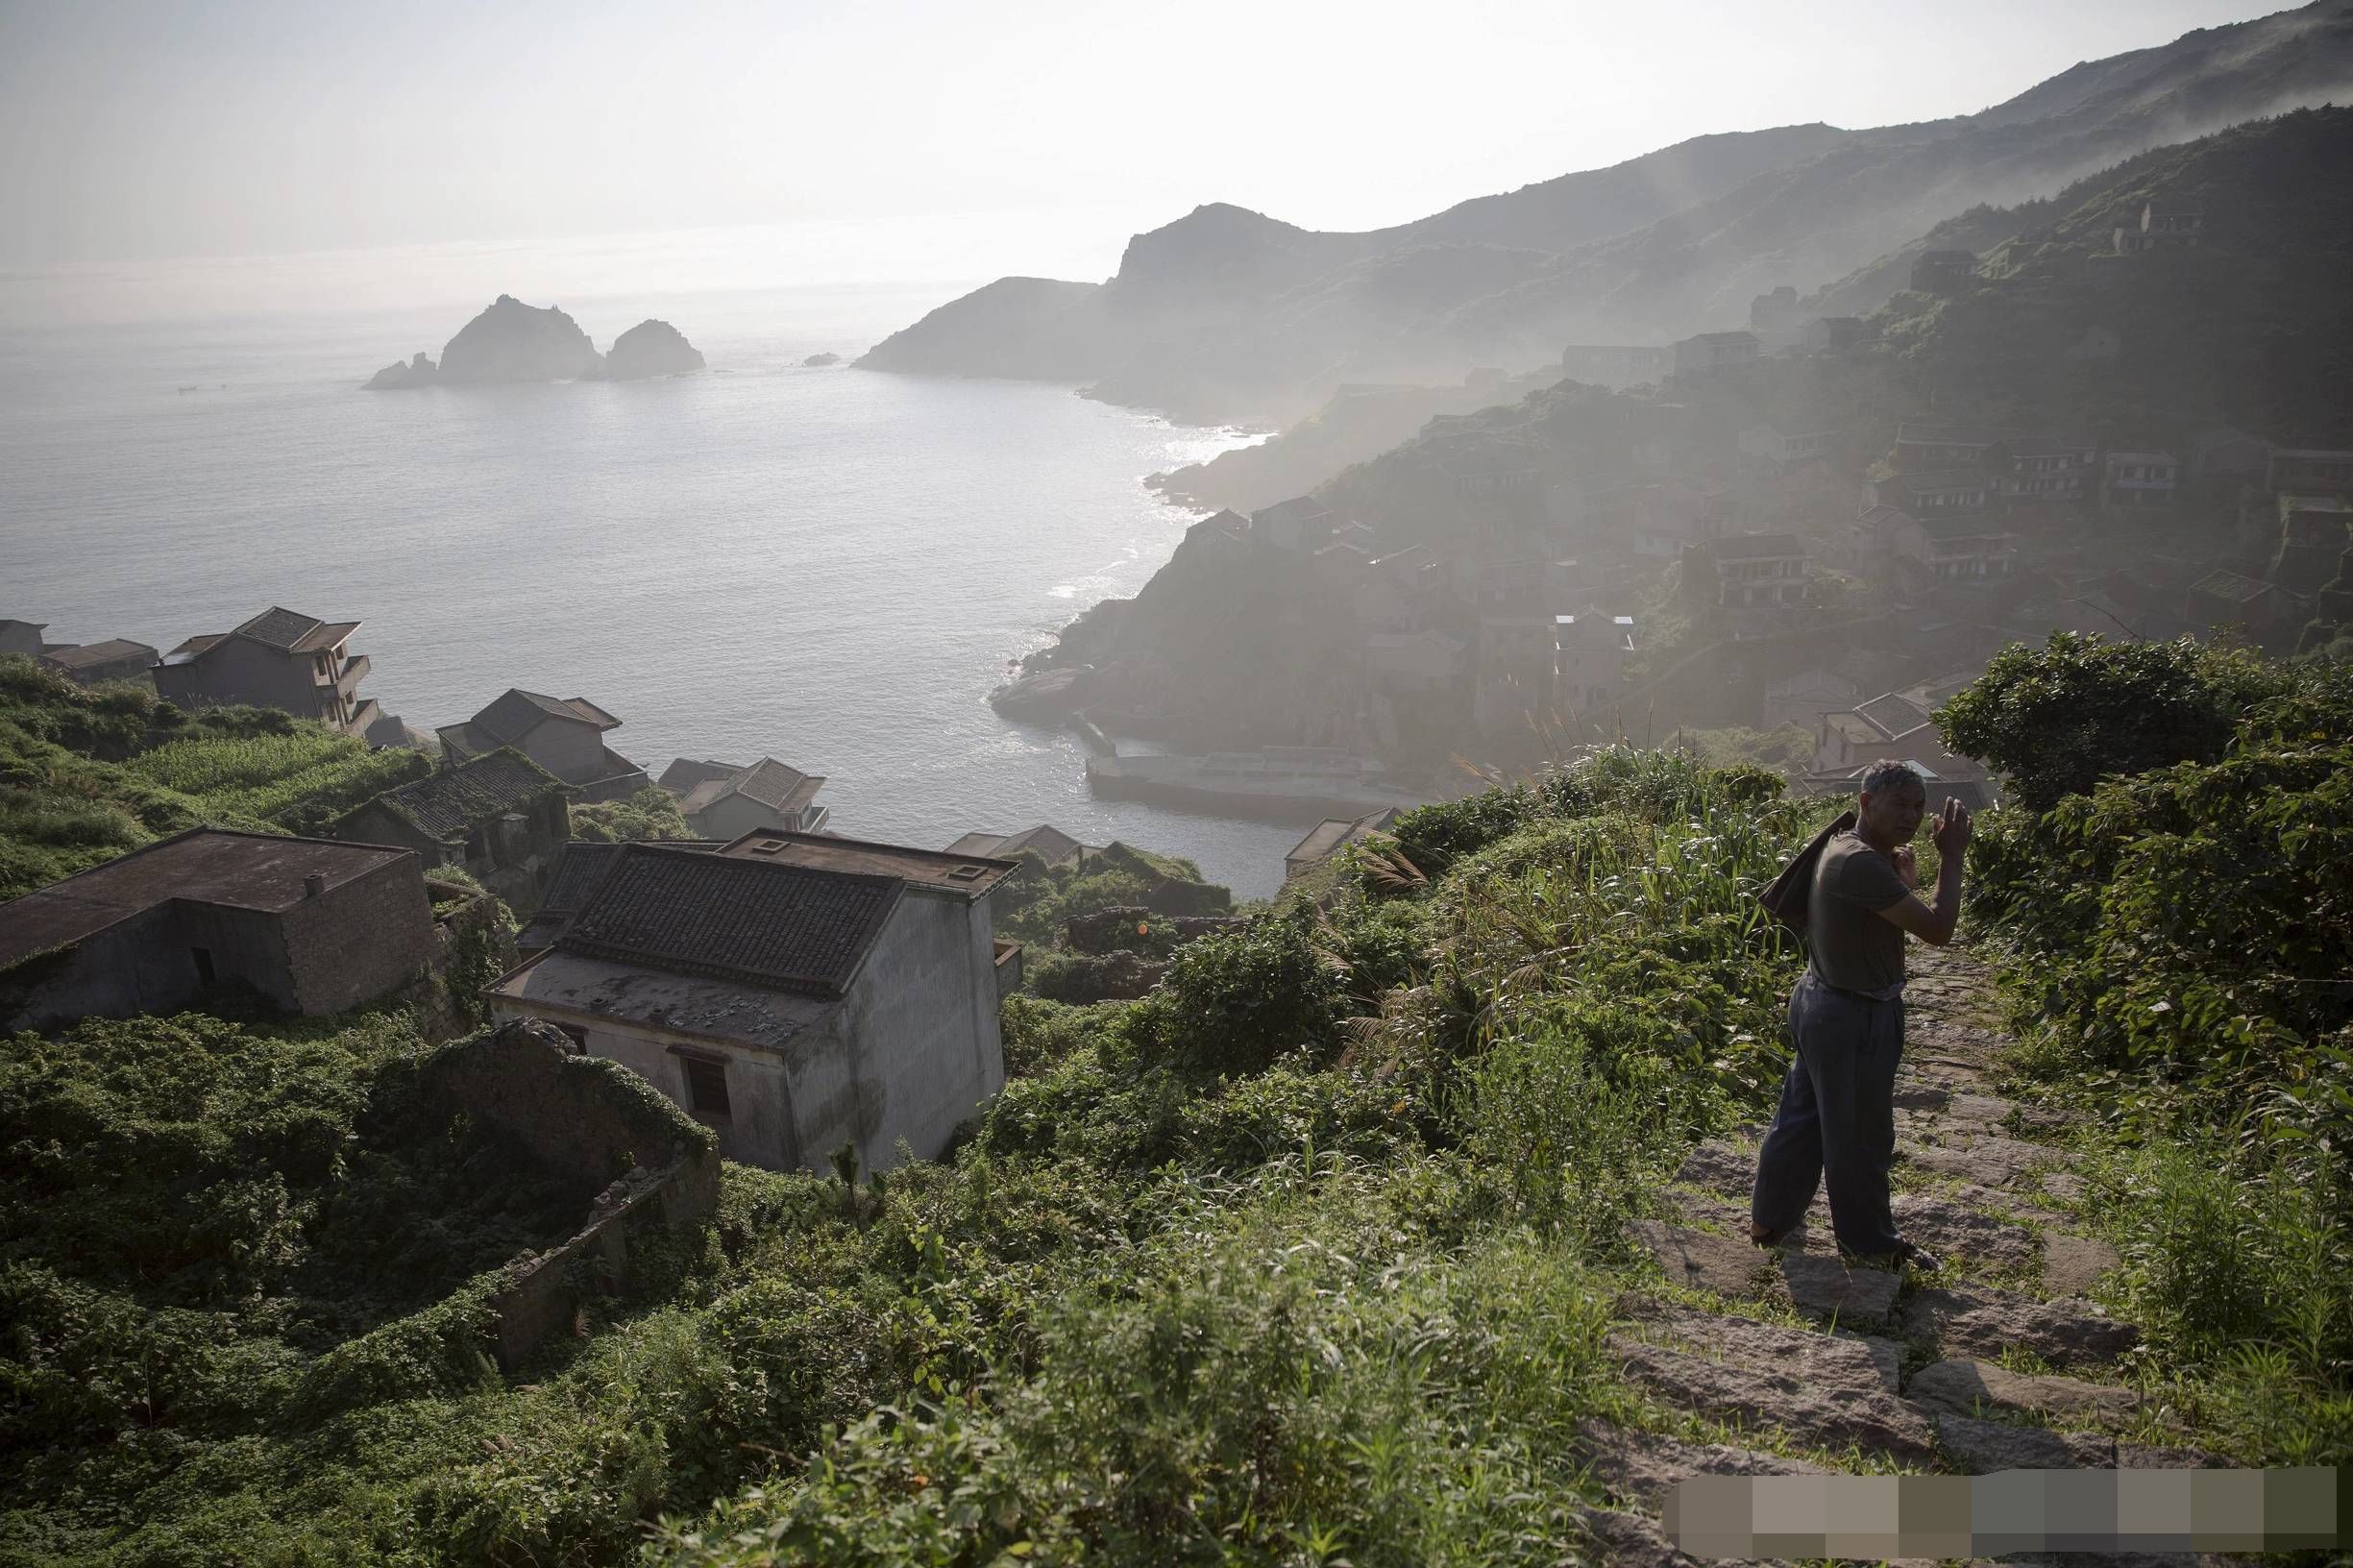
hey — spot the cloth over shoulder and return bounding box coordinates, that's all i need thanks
[1756,809,1856,937]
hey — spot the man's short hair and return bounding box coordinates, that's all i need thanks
[1859,758,1925,799]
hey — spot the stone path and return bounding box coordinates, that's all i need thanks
[1574,945,2233,1565]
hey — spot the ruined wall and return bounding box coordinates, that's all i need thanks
[279,855,437,1015]
[423,1018,722,1368]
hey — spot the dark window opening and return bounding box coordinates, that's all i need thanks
[555,1023,588,1054]
[683,1056,732,1118]
[190,947,216,984]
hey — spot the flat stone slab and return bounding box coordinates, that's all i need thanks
[1904,1136,2071,1188]
[1578,1419,1826,1505]
[1933,1409,2116,1473]
[1673,1139,1758,1195]
[1898,1283,2140,1367]
[2118,1443,2235,1468]
[2040,1232,2122,1295]
[1944,1091,2019,1124]
[1907,1359,2140,1427]
[2040,1170,2088,1203]
[1633,1221,1774,1298]
[1889,1193,2035,1270]
[1610,1301,1933,1462]
[1777,1251,1901,1326]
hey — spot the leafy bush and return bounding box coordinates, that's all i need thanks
[1128,914,1345,1073]
[1935,632,2288,811]
[571,785,698,843]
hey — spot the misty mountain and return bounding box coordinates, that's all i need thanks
[861,1,2353,425]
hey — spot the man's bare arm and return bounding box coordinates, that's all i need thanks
[1875,798,1970,945]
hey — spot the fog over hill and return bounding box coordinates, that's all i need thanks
[861,0,2353,425]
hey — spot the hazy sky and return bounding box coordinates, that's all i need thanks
[0,0,2292,278]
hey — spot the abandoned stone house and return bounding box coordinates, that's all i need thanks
[1251,497,1336,553]
[943,823,1092,869]
[1554,613,1636,714]
[1671,331,1759,379]
[1874,506,2019,584]
[660,756,830,838]
[0,828,438,1033]
[0,620,45,660]
[2112,200,2203,255]
[329,748,571,907]
[486,833,1018,1175]
[2265,448,2353,496]
[1736,424,1841,471]
[38,638,159,688]
[1683,532,1810,609]
[155,605,384,738]
[439,688,650,802]
[1814,692,1966,776]
[1873,469,1993,514]
[2101,451,2179,510]
[1908,250,1977,293]
[1893,423,2002,471]
[1991,436,2099,505]
[1283,809,1398,883]
[511,838,726,951]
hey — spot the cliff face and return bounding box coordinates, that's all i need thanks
[437,296,605,383]
[862,3,2353,424]
[598,319,705,380]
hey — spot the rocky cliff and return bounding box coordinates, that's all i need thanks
[437,295,605,383]
[597,319,705,380]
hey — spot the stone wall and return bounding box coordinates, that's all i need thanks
[424,1017,722,1367]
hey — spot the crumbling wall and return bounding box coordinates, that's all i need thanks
[424,1017,721,1366]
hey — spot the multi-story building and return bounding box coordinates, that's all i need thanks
[155,605,381,738]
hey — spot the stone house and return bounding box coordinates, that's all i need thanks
[1873,470,1994,514]
[1737,425,1841,471]
[943,824,1092,869]
[486,834,1018,1175]
[1892,423,2001,470]
[155,605,381,738]
[1802,317,1865,354]
[1875,507,2018,584]
[1682,532,1810,609]
[1814,692,1963,775]
[1251,497,1335,553]
[1908,250,1977,292]
[2185,428,2268,488]
[2113,201,2202,254]
[512,838,725,951]
[1762,668,1862,732]
[39,639,159,688]
[328,747,571,907]
[0,620,44,659]
[2101,451,2179,510]
[1355,546,1441,633]
[663,757,830,839]
[1283,809,1398,882]
[439,688,650,802]
[2272,495,2353,593]
[1671,331,1759,378]
[1554,613,1636,713]
[2264,449,2353,496]
[0,828,437,1033]
[2184,569,2300,648]
[1991,435,2099,505]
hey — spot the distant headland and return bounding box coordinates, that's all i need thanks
[363,295,706,389]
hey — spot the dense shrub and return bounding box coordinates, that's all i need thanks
[1935,632,2289,810]
[570,785,698,843]
[1128,914,1345,1073]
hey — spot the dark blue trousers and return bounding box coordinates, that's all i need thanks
[1751,969,1905,1258]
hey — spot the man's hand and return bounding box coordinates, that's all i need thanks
[1930,796,1973,859]
[1892,845,1919,889]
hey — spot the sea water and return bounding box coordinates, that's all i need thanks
[0,282,1307,896]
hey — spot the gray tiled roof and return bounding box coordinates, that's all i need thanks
[514,837,725,950]
[359,748,561,841]
[556,844,903,996]
[472,688,621,744]
[234,606,325,649]
[41,639,158,669]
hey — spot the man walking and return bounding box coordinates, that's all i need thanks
[1750,759,1971,1270]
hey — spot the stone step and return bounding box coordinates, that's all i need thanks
[1666,1158,2039,1277]
[2040,1232,2122,1295]
[1903,1134,2075,1188]
[1608,1298,1936,1464]
[1574,1422,1830,1568]
[1630,1221,1901,1326]
[1907,1358,2141,1428]
[1931,1409,2117,1473]
[1897,1281,2139,1367]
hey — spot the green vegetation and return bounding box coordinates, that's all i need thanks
[7,641,2351,1560]
[1939,635,2353,1463]
[572,785,699,844]
[0,656,426,898]
[992,841,1231,948]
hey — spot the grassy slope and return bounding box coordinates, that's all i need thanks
[2,648,2345,1563]
[0,655,427,900]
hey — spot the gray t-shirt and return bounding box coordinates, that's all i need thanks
[1808,830,1910,994]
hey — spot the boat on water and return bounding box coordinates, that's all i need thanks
[1085,747,1429,823]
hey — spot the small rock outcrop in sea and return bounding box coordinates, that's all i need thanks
[989,665,1091,723]
[598,319,706,380]
[363,352,438,390]
[802,352,841,367]
[435,295,605,384]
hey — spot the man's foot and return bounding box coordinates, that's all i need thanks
[1750,1220,1805,1250]
[1850,1238,1941,1274]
